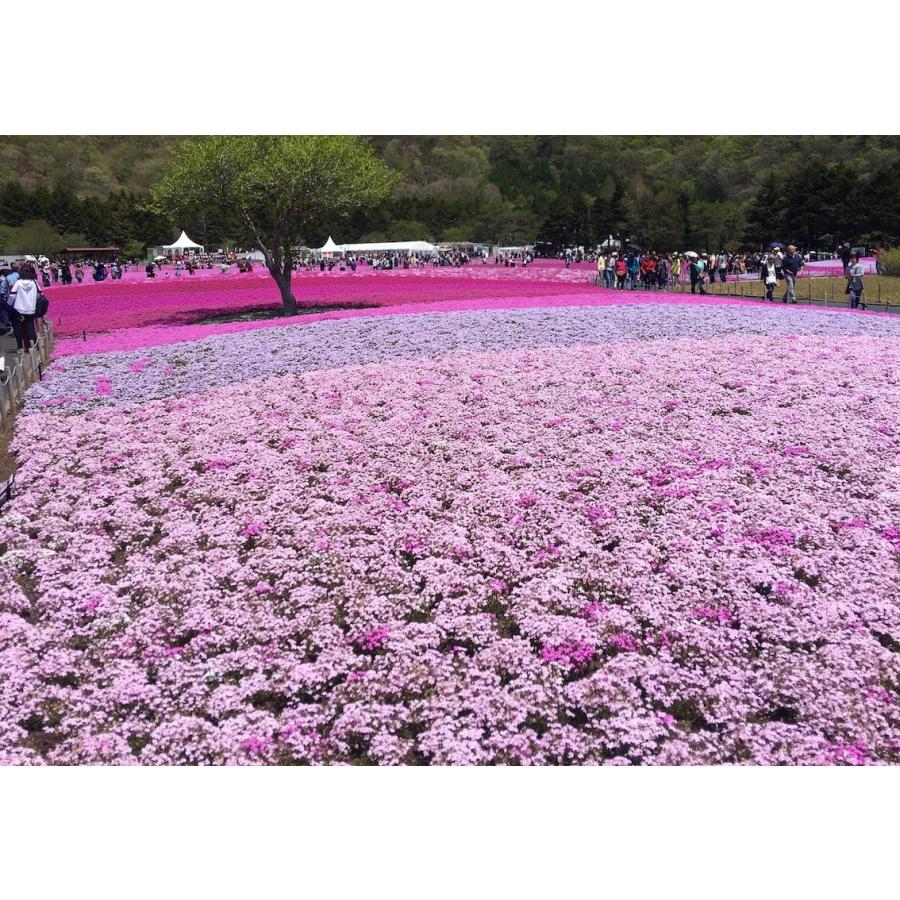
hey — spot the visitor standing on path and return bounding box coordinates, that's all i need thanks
[847,255,864,309]
[626,253,640,290]
[615,256,627,289]
[596,253,605,286]
[689,257,706,294]
[761,253,778,301]
[8,263,40,351]
[0,264,15,335]
[781,244,804,303]
[656,255,669,289]
[605,255,616,288]
[840,243,852,276]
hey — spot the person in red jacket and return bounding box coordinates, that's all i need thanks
[640,255,656,289]
[615,256,627,289]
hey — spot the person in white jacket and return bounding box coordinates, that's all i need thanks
[8,262,40,351]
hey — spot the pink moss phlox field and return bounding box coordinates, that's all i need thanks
[49,266,595,349]
[2,298,899,764]
[32,303,900,414]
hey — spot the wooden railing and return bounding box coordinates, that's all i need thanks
[0,319,56,429]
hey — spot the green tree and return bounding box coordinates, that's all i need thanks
[744,173,783,248]
[150,136,395,315]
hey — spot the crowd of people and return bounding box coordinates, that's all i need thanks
[587,244,870,307]
[297,249,482,272]
[0,239,879,334]
[0,262,49,351]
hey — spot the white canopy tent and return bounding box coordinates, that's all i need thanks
[318,237,436,256]
[163,230,205,255]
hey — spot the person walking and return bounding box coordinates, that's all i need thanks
[761,253,778,301]
[717,252,728,283]
[847,255,864,310]
[671,254,682,286]
[781,244,804,304]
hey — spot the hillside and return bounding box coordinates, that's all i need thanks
[3,136,900,251]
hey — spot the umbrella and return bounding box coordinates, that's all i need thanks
[769,241,785,249]
[683,251,699,258]
[154,255,166,261]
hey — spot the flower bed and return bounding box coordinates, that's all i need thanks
[31,303,900,412]
[47,265,595,345]
[2,301,898,765]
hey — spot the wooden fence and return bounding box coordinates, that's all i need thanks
[0,320,56,430]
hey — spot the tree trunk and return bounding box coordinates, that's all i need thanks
[269,265,297,316]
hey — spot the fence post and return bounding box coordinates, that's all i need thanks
[0,377,6,429]
[10,365,19,408]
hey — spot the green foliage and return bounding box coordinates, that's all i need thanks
[0,218,87,254]
[881,248,900,275]
[151,136,395,254]
[441,226,471,242]
[150,136,395,312]
[4,136,900,255]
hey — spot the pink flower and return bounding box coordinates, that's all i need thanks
[541,641,596,668]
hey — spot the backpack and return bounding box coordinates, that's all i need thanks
[35,289,50,318]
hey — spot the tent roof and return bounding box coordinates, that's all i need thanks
[164,230,204,249]
[320,239,436,253]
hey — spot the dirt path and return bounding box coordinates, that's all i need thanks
[0,420,18,482]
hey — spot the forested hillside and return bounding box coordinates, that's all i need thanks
[2,135,900,254]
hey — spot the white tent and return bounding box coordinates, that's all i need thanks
[163,230,204,254]
[319,238,436,256]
